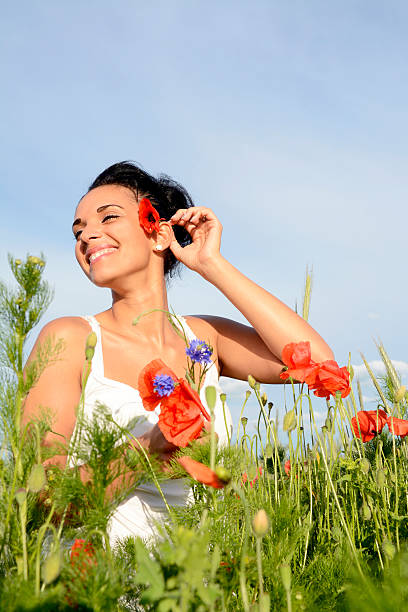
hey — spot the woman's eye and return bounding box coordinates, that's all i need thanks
[102,214,119,222]
[74,230,82,240]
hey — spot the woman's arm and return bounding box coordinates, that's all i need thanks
[170,207,334,383]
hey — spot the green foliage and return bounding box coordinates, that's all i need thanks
[1,254,408,610]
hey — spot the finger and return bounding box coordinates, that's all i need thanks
[170,209,190,225]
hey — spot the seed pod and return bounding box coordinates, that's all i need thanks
[247,375,256,389]
[220,393,226,403]
[376,468,386,488]
[280,563,291,591]
[245,390,251,400]
[361,501,372,521]
[283,409,297,432]
[27,464,47,493]
[382,538,396,561]
[247,464,257,481]
[15,488,27,506]
[86,332,97,349]
[241,417,248,428]
[205,385,217,411]
[360,458,370,475]
[215,465,231,484]
[261,392,267,406]
[252,509,270,538]
[41,551,61,585]
[395,385,406,403]
[264,443,274,458]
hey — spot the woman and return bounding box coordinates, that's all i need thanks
[23,161,334,541]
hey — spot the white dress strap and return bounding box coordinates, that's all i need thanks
[81,315,104,377]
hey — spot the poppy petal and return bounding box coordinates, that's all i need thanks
[176,456,224,489]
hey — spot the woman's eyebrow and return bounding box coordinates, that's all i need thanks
[72,204,124,230]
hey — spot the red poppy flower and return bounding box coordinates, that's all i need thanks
[241,466,263,488]
[70,539,95,576]
[280,341,317,383]
[351,409,388,443]
[176,455,225,489]
[305,360,351,399]
[158,379,210,447]
[138,359,178,411]
[139,198,160,233]
[387,416,408,438]
[284,459,291,476]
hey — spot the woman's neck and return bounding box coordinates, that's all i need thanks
[101,271,174,348]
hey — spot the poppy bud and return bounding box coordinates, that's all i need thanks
[15,488,27,506]
[205,385,217,411]
[255,382,260,392]
[361,501,371,521]
[15,259,21,266]
[86,332,97,349]
[394,385,406,403]
[27,464,47,493]
[382,538,396,561]
[376,468,386,488]
[252,509,270,538]
[283,409,297,433]
[261,392,267,406]
[241,417,248,428]
[41,551,61,585]
[247,464,257,481]
[85,347,94,361]
[264,443,274,458]
[245,390,251,400]
[247,375,256,389]
[28,256,40,265]
[280,563,291,591]
[359,458,370,475]
[214,465,231,484]
[220,393,226,403]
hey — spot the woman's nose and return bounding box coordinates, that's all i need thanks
[80,224,103,243]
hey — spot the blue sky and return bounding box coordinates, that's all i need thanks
[1,1,407,433]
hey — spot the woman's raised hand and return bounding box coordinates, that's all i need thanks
[169,206,223,275]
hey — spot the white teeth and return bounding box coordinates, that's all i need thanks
[89,248,116,263]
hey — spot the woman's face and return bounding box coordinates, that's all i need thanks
[73,185,152,287]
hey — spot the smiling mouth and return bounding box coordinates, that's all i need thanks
[88,248,117,265]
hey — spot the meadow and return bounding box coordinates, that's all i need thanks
[0,255,407,611]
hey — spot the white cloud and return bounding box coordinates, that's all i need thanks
[352,360,408,381]
[219,377,250,394]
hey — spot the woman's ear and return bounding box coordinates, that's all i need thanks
[153,221,173,252]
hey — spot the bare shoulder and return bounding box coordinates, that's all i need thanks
[184,315,252,337]
[36,316,91,343]
[183,315,223,339]
[30,317,93,363]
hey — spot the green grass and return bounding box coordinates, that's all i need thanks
[1,255,407,610]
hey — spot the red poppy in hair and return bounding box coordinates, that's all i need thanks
[139,197,160,233]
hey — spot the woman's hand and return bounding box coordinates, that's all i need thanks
[136,424,178,463]
[169,206,223,276]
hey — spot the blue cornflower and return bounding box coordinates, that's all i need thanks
[153,374,176,397]
[185,339,213,365]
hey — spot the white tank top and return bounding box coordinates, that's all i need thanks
[71,315,233,543]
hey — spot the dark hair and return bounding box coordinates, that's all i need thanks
[88,161,194,277]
